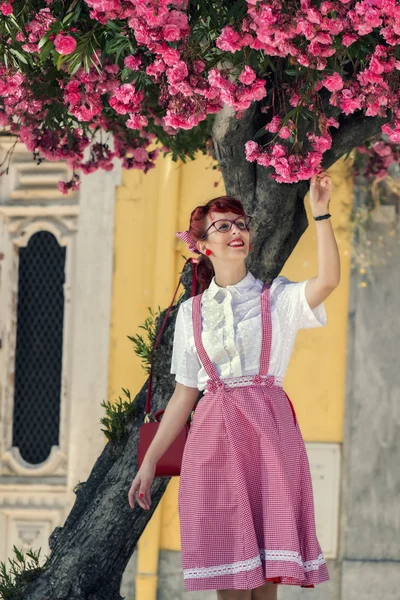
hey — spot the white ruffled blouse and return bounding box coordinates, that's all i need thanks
[170,270,327,392]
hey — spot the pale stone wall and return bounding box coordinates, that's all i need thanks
[0,138,121,564]
[340,168,400,600]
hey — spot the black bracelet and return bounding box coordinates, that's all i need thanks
[313,213,331,221]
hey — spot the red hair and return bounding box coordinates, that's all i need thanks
[188,196,247,292]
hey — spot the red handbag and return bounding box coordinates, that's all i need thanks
[137,258,198,477]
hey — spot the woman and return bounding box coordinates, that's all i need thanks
[128,171,340,599]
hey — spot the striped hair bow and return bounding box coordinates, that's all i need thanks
[175,230,201,254]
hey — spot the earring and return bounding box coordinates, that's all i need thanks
[205,249,212,256]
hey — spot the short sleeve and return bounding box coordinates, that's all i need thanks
[170,302,202,388]
[272,275,327,330]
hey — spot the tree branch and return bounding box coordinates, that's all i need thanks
[322,113,388,170]
[212,102,387,282]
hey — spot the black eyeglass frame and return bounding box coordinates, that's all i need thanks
[200,215,253,240]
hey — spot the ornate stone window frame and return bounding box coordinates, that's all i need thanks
[0,136,121,488]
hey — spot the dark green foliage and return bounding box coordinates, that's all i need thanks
[0,546,47,600]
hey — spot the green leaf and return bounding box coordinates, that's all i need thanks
[38,35,50,50]
[90,56,102,75]
[226,0,248,21]
[56,53,66,70]
[39,41,53,62]
[285,69,300,76]
[9,48,28,64]
[253,125,267,141]
[70,60,82,76]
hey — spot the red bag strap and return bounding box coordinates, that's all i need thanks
[144,258,198,421]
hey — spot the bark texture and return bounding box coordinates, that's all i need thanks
[23,104,386,600]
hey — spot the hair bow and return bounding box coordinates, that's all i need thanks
[175,230,201,254]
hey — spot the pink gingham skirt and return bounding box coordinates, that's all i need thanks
[177,283,330,591]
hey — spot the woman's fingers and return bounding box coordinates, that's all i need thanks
[128,479,140,509]
[136,485,148,510]
[128,477,152,510]
[145,488,152,510]
[137,481,151,510]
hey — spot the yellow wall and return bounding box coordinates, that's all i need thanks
[108,151,353,596]
[282,157,353,442]
[108,156,181,402]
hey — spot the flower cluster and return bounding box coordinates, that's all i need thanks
[0,0,400,191]
[0,0,13,16]
[20,8,56,54]
[353,139,400,181]
[62,62,120,122]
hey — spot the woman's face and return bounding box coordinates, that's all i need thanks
[196,210,251,261]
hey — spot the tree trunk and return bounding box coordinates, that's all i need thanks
[23,104,386,600]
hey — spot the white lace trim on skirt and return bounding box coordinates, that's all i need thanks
[183,550,326,580]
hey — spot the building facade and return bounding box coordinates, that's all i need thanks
[1,142,398,600]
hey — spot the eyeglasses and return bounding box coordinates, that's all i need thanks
[201,215,253,239]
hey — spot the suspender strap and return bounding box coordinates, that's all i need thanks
[192,293,220,382]
[259,283,272,376]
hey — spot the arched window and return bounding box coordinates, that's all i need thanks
[12,231,66,464]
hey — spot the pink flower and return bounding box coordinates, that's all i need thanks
[208,69,234,92]
[326,117,340,128]
[126,114,148,130]
[381,123,400,143]
[146,59,166,80]
[0,3,13,16]
[131,147,149,163]
[160,46,181,67]
[0,111,9,125]
[109,84,144,115]
[289,93,301,107]
[57,181,68,194]
[266,115,281,133]
[166,61,188,84]
[239,66,256,85]
[278,126,292,139]
[271,143,286,158]
[193,60,205,74]
[216,26,243,52]
[321,72,344,92]
[245,140,261,162]
[163,24,181,41]
[124,55,142,71]
[372,141,391,157]
[342,33,358,47]
[340,93,362,115]
[234,79,267,108]
[22,43,39,53]
[307,132,332,152]
[54,34,77,55]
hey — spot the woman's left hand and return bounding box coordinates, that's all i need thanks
[309,170,332,217]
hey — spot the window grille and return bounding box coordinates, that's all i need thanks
[12,231,66,464]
